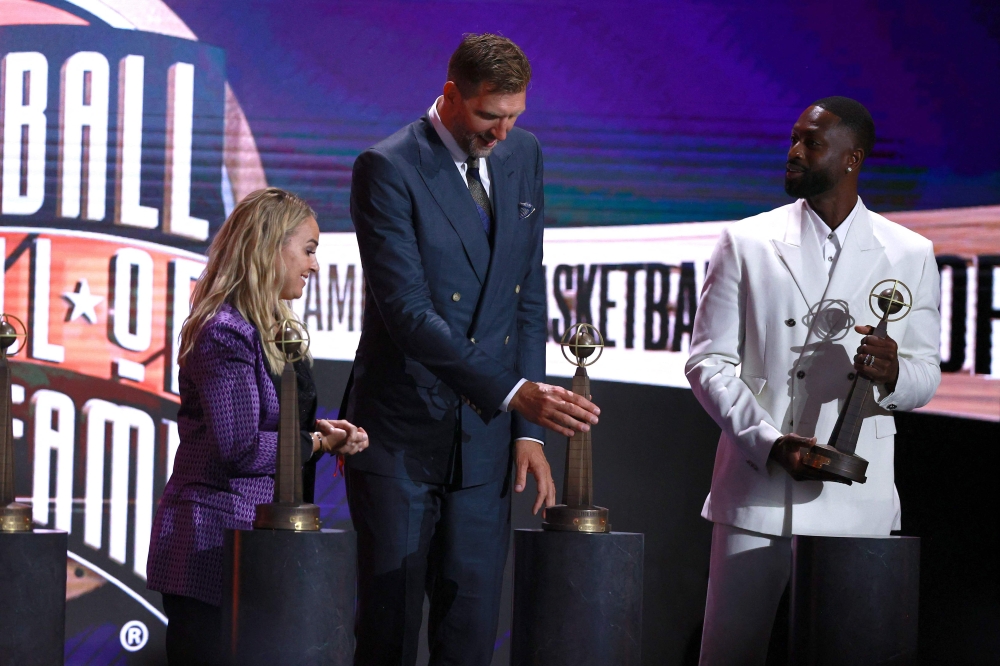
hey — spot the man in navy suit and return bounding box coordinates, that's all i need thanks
[344,34,601,666]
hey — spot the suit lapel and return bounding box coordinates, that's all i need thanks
[466,146,518,336]
[415,119,490,284]
[825,200,886,312]
[484,148,517,280]
[771,201,827,309]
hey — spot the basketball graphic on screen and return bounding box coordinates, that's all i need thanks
[0,3,269,658]
[2,0,266,210]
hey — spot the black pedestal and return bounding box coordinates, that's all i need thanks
[222,528,357,666]
[790,535,920,665]
[0,530,67,666]
[511,529,643,666]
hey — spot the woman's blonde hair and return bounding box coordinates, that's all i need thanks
[178,187,316,374]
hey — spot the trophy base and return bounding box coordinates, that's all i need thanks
[0,502,32,532]
[802,444,869,484]
[253,502,321,531]
[542,505,610,533]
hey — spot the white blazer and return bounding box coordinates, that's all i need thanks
[686,198,941,537]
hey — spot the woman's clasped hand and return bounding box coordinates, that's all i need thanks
[314,419,369,456]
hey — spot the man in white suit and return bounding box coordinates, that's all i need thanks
[687,97,941,664]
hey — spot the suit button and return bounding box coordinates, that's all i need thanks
[797,371,805,379]
[785,318,796,327]
[504,335,509,345]
[452,292,461,302]
[514,284,521,294]
[888,404,897,410]
[848,373,856,380]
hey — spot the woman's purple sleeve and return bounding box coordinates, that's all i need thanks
[188,321,277,476]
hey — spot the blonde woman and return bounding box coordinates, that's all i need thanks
[146,188,367,665]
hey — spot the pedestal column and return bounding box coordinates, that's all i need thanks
[0,529,67,666]
[790,535,920,665]
[511,529,643,666]
[222,528,357,666]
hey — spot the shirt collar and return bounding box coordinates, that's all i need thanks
[804,196,860,248]
[428,96,469,167]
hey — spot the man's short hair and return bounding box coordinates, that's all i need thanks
[812,96,876,157]
[447,33,531,97]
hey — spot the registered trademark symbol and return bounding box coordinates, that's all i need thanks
[120,620,149,652]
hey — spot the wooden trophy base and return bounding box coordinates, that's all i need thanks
[542,504,610,533]
[801,444,868,484]
[253,502,321,531]
[0,502,31,532]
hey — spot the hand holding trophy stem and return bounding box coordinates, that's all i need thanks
[794,279,913,485]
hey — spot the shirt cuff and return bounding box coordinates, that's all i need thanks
[515,437,545,446]
[501,378,529,412]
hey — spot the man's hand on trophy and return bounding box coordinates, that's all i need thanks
[769,434,815,479]
[509,382,600,437]
[853,324,900,390]
[316,419,369,456]
[770,435,853,484]
[769,435,830,479]
[514,439,556,515]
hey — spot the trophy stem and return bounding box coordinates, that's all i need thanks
[828,305,892,459]
[253,357,320,531]
[0,354,31,532]
[0,356,13,506]
[276,361,302,504]
[801,297,899,484]
[562,367,593,507]
[543,366,609,533]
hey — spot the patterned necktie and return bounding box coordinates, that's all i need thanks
[465,156,493,236]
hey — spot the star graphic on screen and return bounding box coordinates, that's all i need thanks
[63,279,103,324]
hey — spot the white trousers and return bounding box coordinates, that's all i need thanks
[698,522,792,666]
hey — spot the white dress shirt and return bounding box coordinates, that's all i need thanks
[427,98,536,436]
[428,97,491,197]
[803,197,860,277]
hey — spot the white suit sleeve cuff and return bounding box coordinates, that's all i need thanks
[502,378,529,412]
[875,358,919,412]
[746,420,783,475]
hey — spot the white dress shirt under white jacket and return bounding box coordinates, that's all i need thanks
[686,198,941,537]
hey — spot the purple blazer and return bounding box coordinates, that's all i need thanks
[147,304,280,606]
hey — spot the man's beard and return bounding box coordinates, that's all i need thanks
[455,126,497,158]
[784,167,835,199]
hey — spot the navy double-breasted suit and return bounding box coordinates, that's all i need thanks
[343,115,546,665]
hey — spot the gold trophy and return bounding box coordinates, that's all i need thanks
[0,314,30,533]
[801,280,913,484]
[542,323,610,533]
[252,319,321,531]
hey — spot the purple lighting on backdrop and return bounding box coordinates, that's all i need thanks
[314,406,351,525]
[168,0,1000,229]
